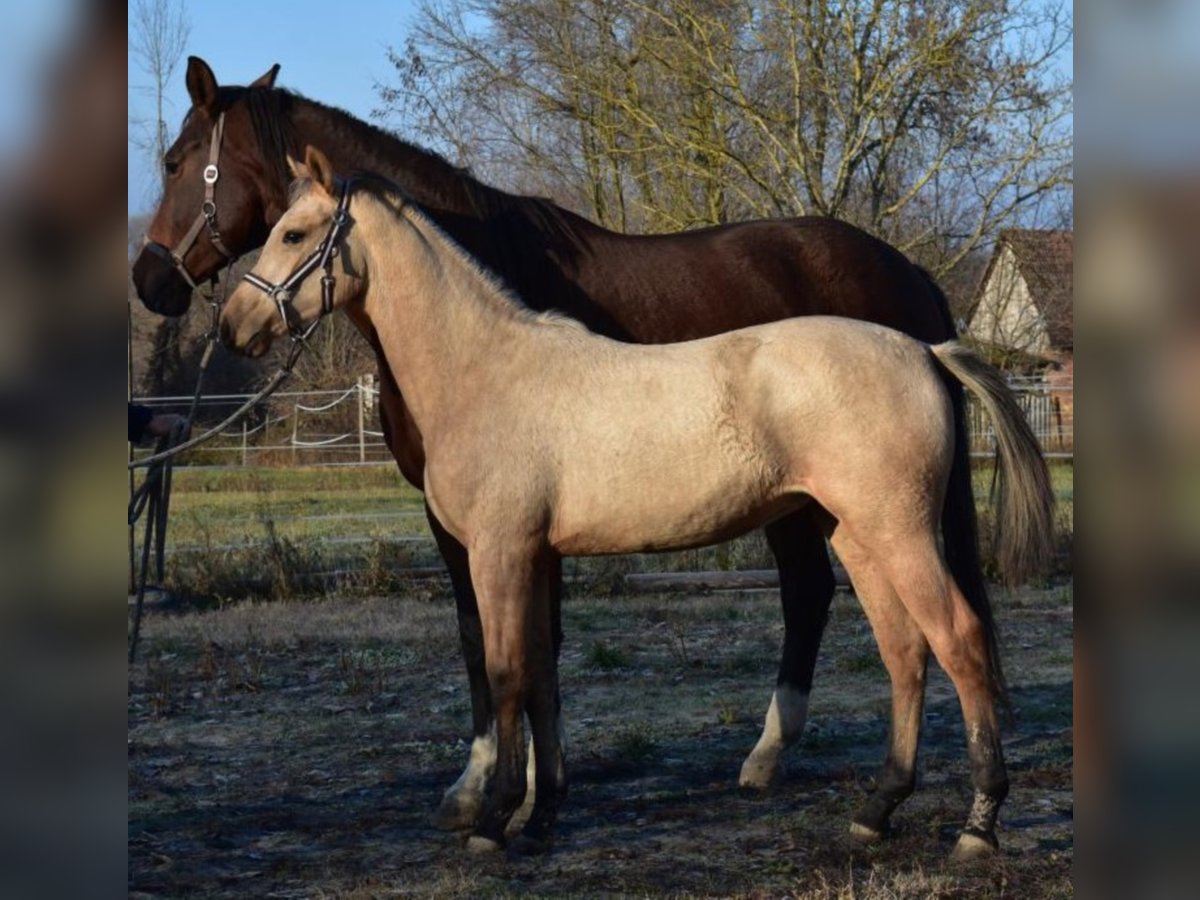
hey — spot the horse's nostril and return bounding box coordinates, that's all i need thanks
[218,317,233,347]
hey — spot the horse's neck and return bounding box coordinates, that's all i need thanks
[291,100,483,216]
[287,97,614,258]
[356,197,532,436]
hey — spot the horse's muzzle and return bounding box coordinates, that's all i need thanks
[131,243,194,317]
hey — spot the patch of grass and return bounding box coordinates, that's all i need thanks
[338,648,388,696]
[194,639,264,695]
[724,650,769,675]
[142,657,176,719]
[716,699,738,726]
[569,555,633,596]
[586,639,629,671]
[1015,699,1072,730]
[612,723,658,763]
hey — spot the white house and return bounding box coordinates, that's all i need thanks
[967,228,1073,362]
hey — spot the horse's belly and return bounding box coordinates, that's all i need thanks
[549,455,796,555]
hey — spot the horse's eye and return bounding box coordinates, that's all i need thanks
[163,158,180,177]
[282,231,304,245]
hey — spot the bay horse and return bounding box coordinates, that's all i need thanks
[132,57,995,833]
[217,150,1053,858]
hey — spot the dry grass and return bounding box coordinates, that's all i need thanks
[151,461,1073,606]
[130,583,1072,897]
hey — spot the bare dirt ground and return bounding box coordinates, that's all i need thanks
[128,580,1072,898]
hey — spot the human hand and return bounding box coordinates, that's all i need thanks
[145,413,190,440]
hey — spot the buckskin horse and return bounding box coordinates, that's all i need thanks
[133,57,1003,835]
[217,151,1054,857]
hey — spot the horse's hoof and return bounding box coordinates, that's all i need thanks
[510,832,553,856]
[849,821,886,843]
[951,831,998,862]
[431,793,482,831]
[466,834,504,854]
[738,754,778,790]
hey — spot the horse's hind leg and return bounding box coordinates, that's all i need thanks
[426,506,495,831]
[830,531,929,841]
[877,538,1008,859]
[740,511,835,789]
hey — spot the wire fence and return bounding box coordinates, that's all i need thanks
[131,372,1073,468]
[131,373,1072,596]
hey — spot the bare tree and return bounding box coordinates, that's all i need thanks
[379,0,1072,274]
[129,0,191,179]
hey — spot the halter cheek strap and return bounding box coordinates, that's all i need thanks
[241,180,353,344]
[145,113,235,289]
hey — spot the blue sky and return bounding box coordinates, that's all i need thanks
[128,0,421,214]
[127,1,1077,217]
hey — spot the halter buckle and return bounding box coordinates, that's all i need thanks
[203,164,219,185]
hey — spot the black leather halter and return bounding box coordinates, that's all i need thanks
[241,179,353,342]
[143,112,236,289]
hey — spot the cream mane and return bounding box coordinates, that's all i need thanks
[319,174,591,337]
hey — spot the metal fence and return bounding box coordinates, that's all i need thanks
[132,373,1073,467]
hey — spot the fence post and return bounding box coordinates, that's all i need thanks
[291,405,299,465]
[241,419,248,467]
[357,375,366,463]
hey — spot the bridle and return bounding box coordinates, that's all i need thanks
[129,179,355,474]
[142,112,235,289]
[241,178,353,343]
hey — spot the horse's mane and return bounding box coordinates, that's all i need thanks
[326,172,588,336]
[224,86,587,258]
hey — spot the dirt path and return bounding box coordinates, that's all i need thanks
[129,582,1072,897]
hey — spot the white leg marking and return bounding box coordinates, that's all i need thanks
[739,686,810,789]
[525,735,536,796]
[431,726,496,830]
[521,709,568,807]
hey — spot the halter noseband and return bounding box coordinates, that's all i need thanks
[241,179,353,344]
[144,112,235,289]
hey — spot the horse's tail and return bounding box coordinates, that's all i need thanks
[932,341,1056,587]
[930,341,1055,710]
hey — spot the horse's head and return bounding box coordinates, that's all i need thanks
[220,147,364,357]
[132,56,286,316]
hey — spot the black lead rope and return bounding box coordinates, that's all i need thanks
[128,279,225,662]
[128,183,353,659]
[128,419,185,662]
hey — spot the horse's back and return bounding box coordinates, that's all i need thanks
[588,218,952,344]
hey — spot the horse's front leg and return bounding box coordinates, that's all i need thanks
[466,541,561,853]
[426,505,496,831]
[740,511,835,788]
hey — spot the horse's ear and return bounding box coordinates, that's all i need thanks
[286,154,308,180]
[304,146,335,197]
[250,63,281,89]
[185,56,219,111]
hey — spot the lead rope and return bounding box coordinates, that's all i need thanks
[128,275,227,662]
[127,293,314,660]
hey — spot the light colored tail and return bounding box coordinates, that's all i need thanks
[931,341,1055,587]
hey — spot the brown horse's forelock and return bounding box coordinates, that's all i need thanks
[215,85,299,190]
